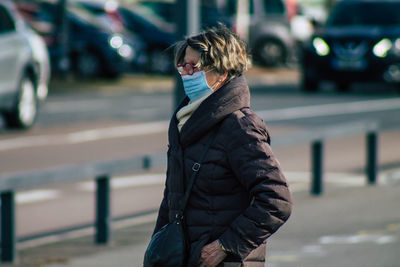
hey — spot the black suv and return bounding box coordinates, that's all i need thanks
[301,0,400,92]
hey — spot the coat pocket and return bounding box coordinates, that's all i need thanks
[187,233,210,267]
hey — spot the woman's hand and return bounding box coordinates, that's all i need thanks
[199,239,227,267]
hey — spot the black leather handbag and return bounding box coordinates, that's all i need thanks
[143,132,217,267]
[143,218,186,267]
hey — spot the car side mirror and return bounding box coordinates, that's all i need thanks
[310,18,322,29]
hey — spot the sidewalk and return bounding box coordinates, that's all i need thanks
[5,170,400,267]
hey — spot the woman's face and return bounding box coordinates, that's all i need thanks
[182,46,224,91]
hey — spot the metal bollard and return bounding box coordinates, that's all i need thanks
[311,141,323,196]
[366,132,378,185]
[95,176,111,244]
[1,191,16,262]
[143,156,151,170]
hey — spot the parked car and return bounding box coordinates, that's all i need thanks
[67,4,148,78]
[118,4,176,73]
[73,0,176,73]
[16,0,147,78]
[138,0,294,67]
[301,0,400,92]
[218,0,295,67]
[0,0,50,129]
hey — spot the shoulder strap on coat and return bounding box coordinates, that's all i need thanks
[177,130,218,216]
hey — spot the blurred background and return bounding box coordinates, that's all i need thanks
[0,0,400,266]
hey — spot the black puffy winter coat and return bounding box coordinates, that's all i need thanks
[153,75,292,266]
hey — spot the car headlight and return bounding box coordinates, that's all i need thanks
[118,44,135,60]
[312,37,330,56]
[373,38,392,58]
[393,38,400,56]
[109,35,124,49]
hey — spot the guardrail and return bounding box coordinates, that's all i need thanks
[0,119,399,262]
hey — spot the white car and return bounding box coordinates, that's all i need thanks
[0,1,50,129]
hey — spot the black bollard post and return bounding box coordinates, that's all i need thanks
[366,132,378,185]
[1,191,16,262]
[143,156,151,170]
[311,141,323,196]
[95,176,111,244]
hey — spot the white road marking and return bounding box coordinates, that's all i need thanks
[16,189,60,204]
[19,212,158,249]
[257,98,400,121]
[13,169,398,206]
[301,245,326,256]
[9,172,375,206]
[76,171,369,193]
[0,135,60,151]
[284,171,366,187]
[319,234,397,245]
[0,121,169,151]
[268,254,298,262]
[78,173,165,192]
[44,100,111,113]
[270,231,398,264]
[383,170,400,185]
[66,121,169,144]
[0,99,399,150]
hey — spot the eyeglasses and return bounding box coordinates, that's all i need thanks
[177,63,199,76]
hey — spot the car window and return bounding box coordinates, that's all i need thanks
[216,0,285,16]
[138,1,174,23]
[128,5,172,30]
[67,4,114,33]
[263,0,285,14]
[218,0,236,16]
[217,0,255,16]
[327,1,400,26]
[0,6,16,33]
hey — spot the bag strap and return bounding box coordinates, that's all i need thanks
[178,130,218,216]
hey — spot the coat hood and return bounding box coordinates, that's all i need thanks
[169,75,250,148]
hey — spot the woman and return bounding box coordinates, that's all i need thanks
[152,24,292,267]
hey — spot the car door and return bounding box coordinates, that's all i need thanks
[0,4,29,106]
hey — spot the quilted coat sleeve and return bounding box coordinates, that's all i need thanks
[219,112,292,259]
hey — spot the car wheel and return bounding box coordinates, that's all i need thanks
[395,83,400,94]
[148,49,172,74]
[256,39,286,67]
[336,82,350,93]
[103,69,121,79]
[3,74,38,129]
[76,52,101,78]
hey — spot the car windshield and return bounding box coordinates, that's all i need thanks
[217,0,284,16]
[128,4,174,31]
[327,1,400,26]
[68,4,114,32]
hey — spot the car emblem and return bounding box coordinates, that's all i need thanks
[344,42,357,50]
[333,41,368,60]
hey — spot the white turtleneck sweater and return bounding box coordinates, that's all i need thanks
[176,92,213,132]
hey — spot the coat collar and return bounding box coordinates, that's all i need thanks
[168,75,250,148]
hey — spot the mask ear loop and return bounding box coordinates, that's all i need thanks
[207,71,225,90]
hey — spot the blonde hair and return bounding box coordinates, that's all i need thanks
[174,24,251,80]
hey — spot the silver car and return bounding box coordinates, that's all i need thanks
[0,1,50,129]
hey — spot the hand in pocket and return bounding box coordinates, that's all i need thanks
[199,239,227,267]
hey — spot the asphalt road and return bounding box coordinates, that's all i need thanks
[0,68,399,265]
[10,172,400,267]
[266,184,400,267]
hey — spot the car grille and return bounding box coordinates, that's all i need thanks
[331,40,369,60]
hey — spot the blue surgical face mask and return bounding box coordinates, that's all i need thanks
[181,70,216,102]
